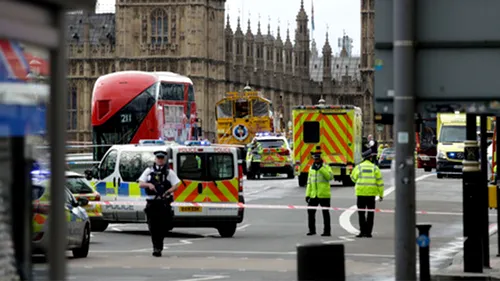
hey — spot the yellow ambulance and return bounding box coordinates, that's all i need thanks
[292,103,363,187]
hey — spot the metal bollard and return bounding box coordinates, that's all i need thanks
[297,243,345,281]
[416,224,432,281]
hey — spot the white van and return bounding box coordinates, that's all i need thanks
[89,140,178,230]
[89,139,245,237]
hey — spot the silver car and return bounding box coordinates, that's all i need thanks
[32,178,91,258]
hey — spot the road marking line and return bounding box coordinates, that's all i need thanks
[339,173,434,235]
[172,275,229,281]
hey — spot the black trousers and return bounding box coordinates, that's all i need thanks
[307,198,331,234]
[357,196,376,235]
[145,200,172,250]
[251,161,261,176]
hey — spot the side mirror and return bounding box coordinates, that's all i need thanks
[77,197,89,207]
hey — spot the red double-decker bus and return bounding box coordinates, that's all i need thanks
[416,118,437,172]
[91,71,200,160]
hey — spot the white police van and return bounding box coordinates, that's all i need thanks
[89,139,245,237]
[89,139,178,229]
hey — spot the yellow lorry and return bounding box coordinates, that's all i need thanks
[292,103,363,187]
[436,113,493,178]
[215,86,274,145]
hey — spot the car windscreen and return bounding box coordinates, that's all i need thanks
[32,184,46,200]
[65,176,94,194]
[257,139,285,149]
[119,151,156,182]
[382,148,394,154]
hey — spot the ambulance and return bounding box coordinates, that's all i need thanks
[292,103,363,187]
[436,113,493,178]
[89,139,244,237]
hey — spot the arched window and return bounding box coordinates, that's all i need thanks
[151,9,168,45]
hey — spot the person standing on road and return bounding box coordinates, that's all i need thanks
[138,150,181,257]
[305,151,333,236]
[366,135,378,164]
[350,150,385,238]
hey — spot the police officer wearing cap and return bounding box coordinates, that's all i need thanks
[350,150,385,238]
[138,150,181,257]
[305,150,333,236]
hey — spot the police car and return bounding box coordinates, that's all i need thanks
[246,132,294,179]
[88,139,245,237]
[32,170,91,258]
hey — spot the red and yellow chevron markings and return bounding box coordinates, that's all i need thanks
[174,179,239,203]
[293,110,355,173]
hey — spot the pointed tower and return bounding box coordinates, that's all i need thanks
[244,18,255,83]
[274,25,284,76]
[234,16,245,83]
[264,21,275,72]
[284,27,293,92]
[295,0,310,80]
[322,32,333,100]
[255,19,265,82]
[225,13,234,82]
[361,0,375,135]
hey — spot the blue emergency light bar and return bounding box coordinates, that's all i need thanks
[31,169,51,181]
[255,132,282,137]
[184,140,211,146]
[138,139,166,145]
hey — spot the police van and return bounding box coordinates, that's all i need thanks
[88,139,178,231]
[169,140,245,237]
[89,139,244,237]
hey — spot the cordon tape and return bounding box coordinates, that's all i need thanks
[84,196,489,217]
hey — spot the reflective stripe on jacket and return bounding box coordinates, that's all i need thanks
[350,160,384,197]
[306,164,333,199]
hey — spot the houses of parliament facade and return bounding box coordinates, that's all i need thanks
[66,0,387,142]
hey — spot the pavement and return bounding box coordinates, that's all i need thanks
[433,225,500,281]
[32,168,494,281]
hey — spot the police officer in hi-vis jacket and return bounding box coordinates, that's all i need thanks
[305,151,333,236]
[350,150,385,238]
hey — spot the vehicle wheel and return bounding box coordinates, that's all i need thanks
[247,172,254,180]
[342,176,355,187]
[437,173,443,179]
[287,169,295,179]
[217,223,237,238]
[298,173,308,187]
[424,167,432,172]
[72,224,90,258]
[91,221,108,232]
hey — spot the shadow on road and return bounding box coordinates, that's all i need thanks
[108,229,205,239]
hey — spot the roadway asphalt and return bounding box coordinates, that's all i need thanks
[33,167,492,281]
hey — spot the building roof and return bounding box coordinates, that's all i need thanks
[66,13,115,45]
[309,54,361,82]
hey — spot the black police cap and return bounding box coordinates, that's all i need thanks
[154,150,168,157]
[311,152,322,160]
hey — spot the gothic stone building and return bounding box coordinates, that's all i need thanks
[65,0,377,142]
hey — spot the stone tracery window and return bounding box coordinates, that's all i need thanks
[151,9,168,45]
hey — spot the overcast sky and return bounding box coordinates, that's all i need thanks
[96,0,360,56]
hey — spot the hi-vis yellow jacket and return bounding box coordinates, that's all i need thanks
[350,160,384,197]
[306,164,333,198]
